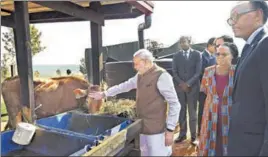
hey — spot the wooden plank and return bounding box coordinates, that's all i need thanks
[13,1,35,123]
[99,3,132,15]
[0,12,10,16]
[1,15,15,28]
[82,129,127,156]
[32,1,104,25]
[27,2,53,13]
[115,143,135,156]
[1,8,12,13]
[127,1,154,15]
[101,1,125,5]
[1,0,13,6]
[1,1,130,14]
[1,4,14,11]
[124,119,142,144]
[145,1,155,8]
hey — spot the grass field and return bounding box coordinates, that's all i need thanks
[1,97,8,121]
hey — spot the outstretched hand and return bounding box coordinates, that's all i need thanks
[88,91,105,100]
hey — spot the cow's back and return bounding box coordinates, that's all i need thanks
[34,76,89,118]
[2,76,90,129]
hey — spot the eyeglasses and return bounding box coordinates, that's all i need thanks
[215,52,229,57]
[227,8,257,26]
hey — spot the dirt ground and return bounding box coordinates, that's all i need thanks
[171,126,197,156]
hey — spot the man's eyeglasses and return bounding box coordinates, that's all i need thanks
[227,8,257,26]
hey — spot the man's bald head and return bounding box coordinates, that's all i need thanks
[234,1,268,23]
[228,0,268,40]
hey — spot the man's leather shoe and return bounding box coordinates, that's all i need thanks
[191,137,199,146]
[175,136,187,143]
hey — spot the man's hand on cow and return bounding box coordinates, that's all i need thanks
[165,131,174,146]
[88,91,105,100]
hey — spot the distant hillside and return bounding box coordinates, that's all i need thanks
[33,64,81,77]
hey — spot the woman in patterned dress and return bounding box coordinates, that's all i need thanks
[197,42,239,156]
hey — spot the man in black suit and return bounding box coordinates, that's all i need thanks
[227,1,268,156]
[172,36,201,145]
[198,37,216,136]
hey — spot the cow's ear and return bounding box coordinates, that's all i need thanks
[73,88,88,99]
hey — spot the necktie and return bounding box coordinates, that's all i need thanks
[234,43,251,82]
[240,43,250,60]
[184,51,188,59]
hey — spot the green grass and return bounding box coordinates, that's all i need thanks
[1,98,8,121]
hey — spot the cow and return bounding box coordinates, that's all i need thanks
[1,76,102,130]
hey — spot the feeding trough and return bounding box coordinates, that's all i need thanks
[35,111,133,141]
[1,127,97,156]
[1,112,142,156]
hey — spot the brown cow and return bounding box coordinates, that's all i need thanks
[1,76,102,130]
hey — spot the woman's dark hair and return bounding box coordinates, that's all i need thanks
[207,37,216,48]
[222,42,239,64]
[218,35,234,43]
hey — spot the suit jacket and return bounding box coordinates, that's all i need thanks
[200,50,216,81]
[228,28,268,156]
[172,48,201,93]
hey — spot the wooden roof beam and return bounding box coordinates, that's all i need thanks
[99,3,132,15]
[127,1,154,15]
[1,8,13,13]
[1,16,15,27]
[31,1,104,25]
[1,8,142,26]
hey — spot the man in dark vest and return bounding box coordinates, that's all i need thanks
[88,49,181,156]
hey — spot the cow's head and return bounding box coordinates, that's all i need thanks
[73,85,102,114]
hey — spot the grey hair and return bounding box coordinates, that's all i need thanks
[133,49,155,62]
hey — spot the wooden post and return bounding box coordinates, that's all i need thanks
[14,1,35,123]
[10,65,14,77]
[90,2,103,85]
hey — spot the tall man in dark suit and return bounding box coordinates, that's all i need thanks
[198,37,216,136]
[172,36,202,144]
[227,1,268,156]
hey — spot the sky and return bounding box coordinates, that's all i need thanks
[0,1,261,65]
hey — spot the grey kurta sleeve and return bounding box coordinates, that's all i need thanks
[157,72,181,131]
[104,74,137,97]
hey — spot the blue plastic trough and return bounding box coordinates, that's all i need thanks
[1,112,134,156]
[1,127,96,156]
[35,111,133,140]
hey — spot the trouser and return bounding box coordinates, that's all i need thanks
[140,132,172,156]
[177,90,198,139]
[198,92,206,135]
